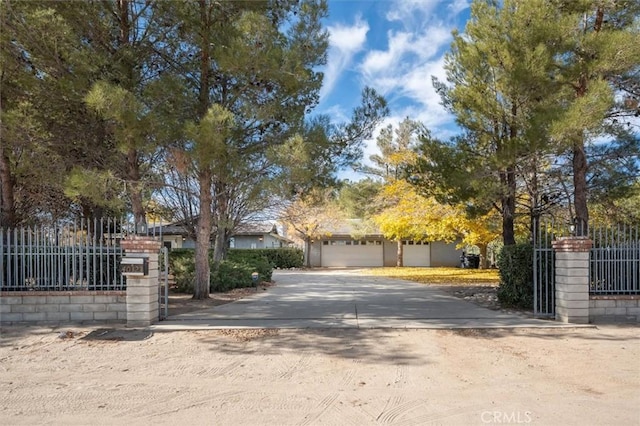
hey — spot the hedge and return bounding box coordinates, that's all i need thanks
[497,243,533,309]
[168,248,279,293]
[228,248,303,269]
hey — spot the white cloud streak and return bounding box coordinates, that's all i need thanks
[320,16,369,101]
[340,0,471,179]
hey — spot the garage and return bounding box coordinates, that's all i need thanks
[402,241,431,267]
[321,239,383,267]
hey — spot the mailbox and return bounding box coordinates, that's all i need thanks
[121,257,149,276]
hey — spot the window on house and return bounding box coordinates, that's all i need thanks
[323,241,329,245]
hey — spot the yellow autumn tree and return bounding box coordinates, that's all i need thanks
[279,188,344,267]
[365,118,500,267]
[374,172,500,267]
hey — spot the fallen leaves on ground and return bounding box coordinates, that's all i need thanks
[361,267,500,285]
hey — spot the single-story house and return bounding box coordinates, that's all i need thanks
[307,221,461,268]
[230,223,294,249]
[150,221,294,250]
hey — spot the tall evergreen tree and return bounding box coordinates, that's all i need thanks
[428,0,560,245]
[153,0,330,299]
[547,0,640,234]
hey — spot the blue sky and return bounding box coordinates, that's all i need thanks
[316,0,472,178]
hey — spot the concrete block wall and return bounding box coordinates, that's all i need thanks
[589,295,640,323]
[0,291,126,325]
[121,236,161,327]
[552,237,592,324]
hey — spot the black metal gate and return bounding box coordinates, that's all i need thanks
[158,246,169,320]
[533,219,555,317]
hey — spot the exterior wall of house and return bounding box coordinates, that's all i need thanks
[428,240,461,267]
[310,237,460,268]
[181,239,197,249]
[263,235,286,249]
[232,234,285,249]
[161,235,185,250]
[383,240,398,266]
[233,235,263,249]
[309,241,322,267]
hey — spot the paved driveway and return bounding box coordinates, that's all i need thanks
[153,269,570,330]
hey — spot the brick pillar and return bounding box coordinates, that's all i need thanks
[552,237,592,324]
[121,236,161,327]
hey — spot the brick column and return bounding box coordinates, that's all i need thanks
[121,236,161,327]
[552,237,592,324]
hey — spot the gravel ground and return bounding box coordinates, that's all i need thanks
[2,277,636,425]
[1,325,638,425]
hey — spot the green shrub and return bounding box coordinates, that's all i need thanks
[226,250,273,281]
[228,248,303,269]
[168,249,196,293]
[264,248,304,269]
[210,260,256,292]
[169,248,274,293]
[497,243,533,309]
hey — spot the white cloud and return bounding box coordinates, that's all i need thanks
[330,0,472,181]
[359,26,452,130]
[356,0,466,141]
[448,0,471,15]
[320,17,369,101]
[386,0,441,23]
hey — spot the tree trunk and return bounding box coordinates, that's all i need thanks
[126,147,146,228]
[192,0,213,300]
[193,169,212,299]
[212,227,226,264]
[304,237,312,268]
[478,243,488,269]
[572,73,590,237]
[396,239,403,267]
[499,166,516,245]
[572,140,589,236]
[0,144,17,228]
[212,188,229,263]
[569,7,603,237]
[116,0,146,227]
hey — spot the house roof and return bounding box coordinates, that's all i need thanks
[324,219,383,238]
[150,220,293,243]
[233,222,279,235]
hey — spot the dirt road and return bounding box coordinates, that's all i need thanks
[1,325,638,425]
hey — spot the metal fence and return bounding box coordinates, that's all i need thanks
[0,218,132,291]
[533,220,556,317]
[590,224,640,295]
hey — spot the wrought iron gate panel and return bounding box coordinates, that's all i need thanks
[158,246,169,320]
[533,219,556,317]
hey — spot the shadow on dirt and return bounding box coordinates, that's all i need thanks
[81,328,154,342]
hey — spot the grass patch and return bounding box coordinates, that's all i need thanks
[361,267,500,286]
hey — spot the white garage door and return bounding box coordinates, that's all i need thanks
[402,241,431,267]
[321,240,383,267]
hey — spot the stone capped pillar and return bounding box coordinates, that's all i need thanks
[121,236,161,327]
[552,236,593,324]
